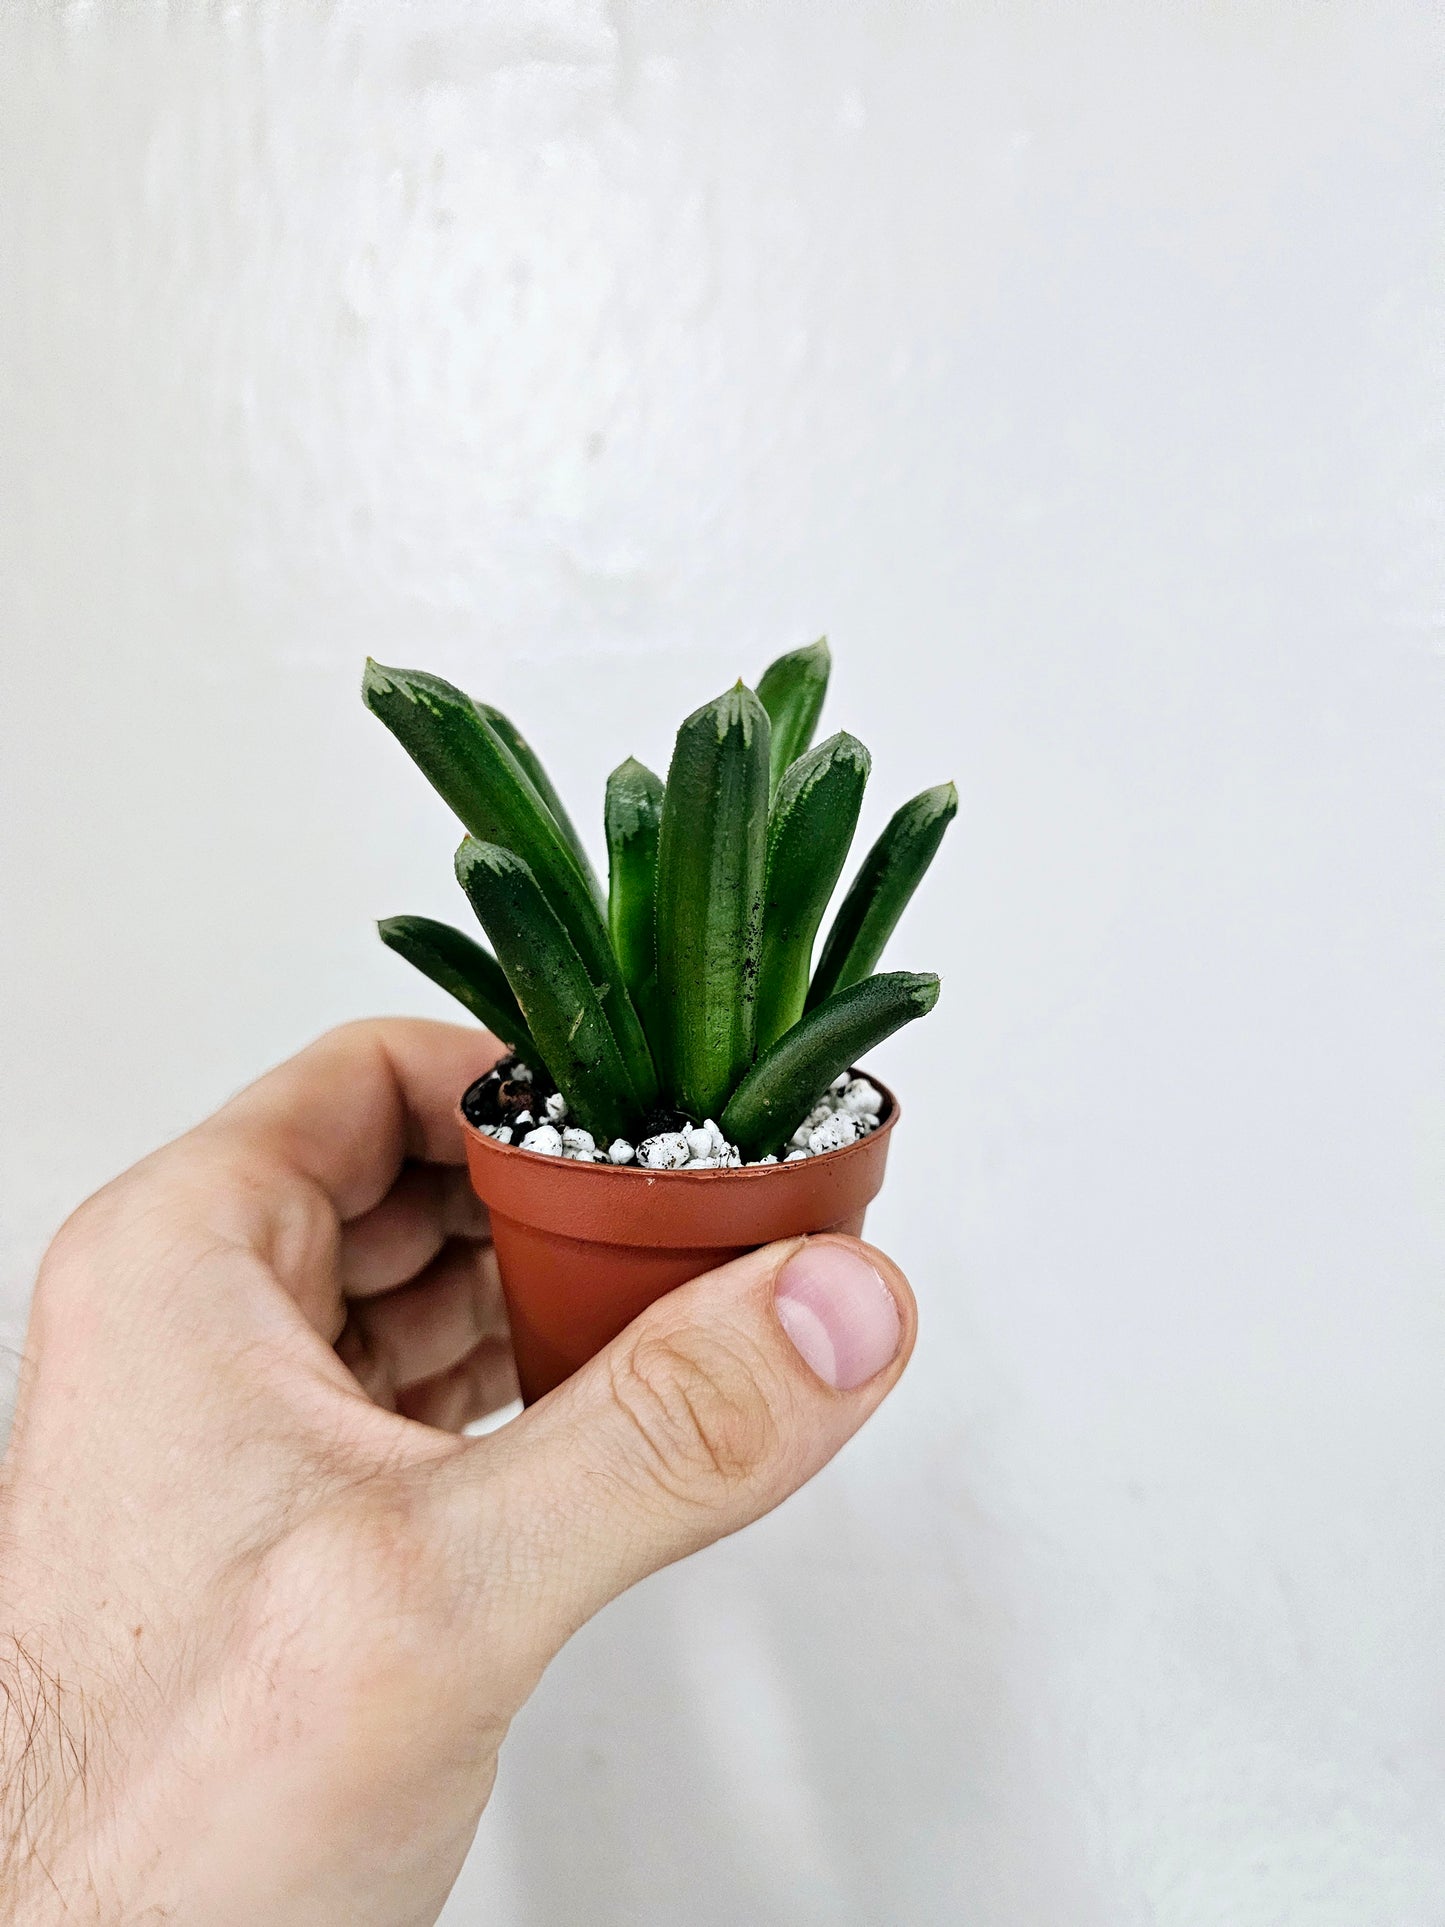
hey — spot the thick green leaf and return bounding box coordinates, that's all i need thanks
[807,782,957,1009]
[720,971,941,1158]
[605,757,665,1050]
[363,659,657,1106]
[654,682,770,1118]
[756,638,830,795]
[471,699,603,908]
[754,732,870,1053]
[454,840,644,1142]
[377,914,536,1054]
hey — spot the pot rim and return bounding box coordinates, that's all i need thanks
[456,1070,899,1182]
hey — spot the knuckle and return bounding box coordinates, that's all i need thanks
[32,1167,165,1311]
[324,1015,390,1053]
[606,1326,780,1506]
[36,1196,104,1284]
[32,1140,283,1323]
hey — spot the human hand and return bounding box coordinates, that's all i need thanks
[0,1020,914,1925]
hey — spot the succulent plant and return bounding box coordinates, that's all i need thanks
[365,640,952,1160]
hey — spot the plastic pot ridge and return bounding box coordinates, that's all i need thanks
[459,1081,899,1403]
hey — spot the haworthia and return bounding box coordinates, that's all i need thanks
[753,731,870,1053]
[807,782,957,1010]
[720,971,941,1158]
[756,638,830,796]
[471,699,603,908]
[605,757,665,1051]
[654,682,771,1119]
[454,839,644,1144]
[363,659,657,1106]
[377,914,535,1054]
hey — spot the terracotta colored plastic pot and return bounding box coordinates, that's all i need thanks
[459,1080,899,1404]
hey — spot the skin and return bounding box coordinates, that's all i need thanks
[0,1019,915,1925]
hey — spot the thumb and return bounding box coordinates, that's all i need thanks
[441,1233,914,1686]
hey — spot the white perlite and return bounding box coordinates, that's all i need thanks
[498,1076,885,1170]
[626,1082,882,1171]
[638,1131,691,1170]
[840,1076,884,1117]
[807,1113,858,1155]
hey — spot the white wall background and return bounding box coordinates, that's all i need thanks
[3,3,1442,1921]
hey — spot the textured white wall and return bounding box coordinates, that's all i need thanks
[2,3,1442,1921]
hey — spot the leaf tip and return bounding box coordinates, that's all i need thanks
[916,780,958,823]
[363,659,450,716]
[834,729,871,773]
[455,836,507,888]
[453,837,478,885]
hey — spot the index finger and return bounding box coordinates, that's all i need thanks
[209,1017,507,1221]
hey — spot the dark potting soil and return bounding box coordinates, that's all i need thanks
[461,1055,700,1142]
[634,1104,695,1139]
[461,1054,559,1131]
